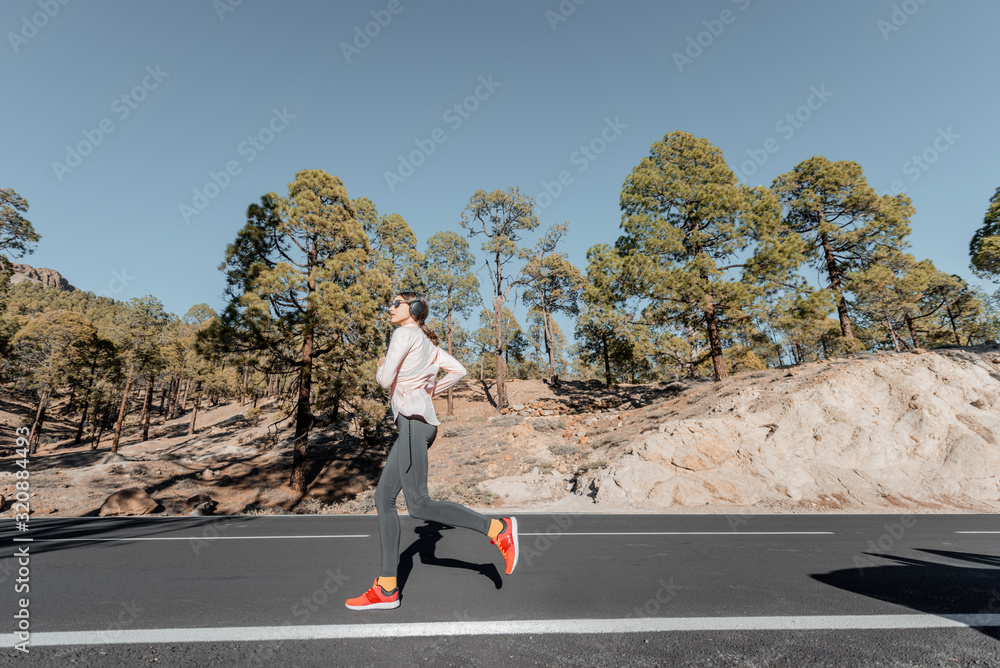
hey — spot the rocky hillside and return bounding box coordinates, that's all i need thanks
[9,262,76,291]
[565,346,1000,513]
[2,346,999,517]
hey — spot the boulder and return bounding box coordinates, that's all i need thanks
[98,488,162,516]
[185,493,218,516]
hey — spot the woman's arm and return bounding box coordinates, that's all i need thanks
[430,347,467,397]
[376,327,414,388]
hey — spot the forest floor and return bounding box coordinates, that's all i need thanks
[2,344,999,517]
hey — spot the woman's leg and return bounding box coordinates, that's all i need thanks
[397,414,491,535]
[374,432,405,578]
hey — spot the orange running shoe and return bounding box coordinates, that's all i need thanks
[345,579,399,611]
[491,516,519,575]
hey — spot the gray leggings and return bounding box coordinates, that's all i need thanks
[375,414,492,578]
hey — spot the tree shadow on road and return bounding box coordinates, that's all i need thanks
[397,521,502,594]
[812,550,1000,642]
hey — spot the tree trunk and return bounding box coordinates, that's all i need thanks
[290,259,317,493]
[446,309,454,416]
[602,333,612,387]
[28,389,50,454]
[74,401,89,445]
[166,377,179,420]
[543,304,559,387]
[946,306,962,345]
[704,296,729,381]
[158,385,168,416]
[240,364,249,405]
[111,363,135,453]
[905,314,920,349]
[188,392,201,435]
[140,376,154,442]
[92,400,107,449]
[180,377,191,414]
[820,231,854,339]
[885,317,901,352]
[494,294,507,411]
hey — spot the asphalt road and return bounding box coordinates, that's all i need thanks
[1,513,998,666]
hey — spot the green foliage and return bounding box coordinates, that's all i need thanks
[970,186,1000,281]
[574,243,650,384]
[11,310,98,396]
[772,156,914,339]
[618,131,795,381]
[459,186,540,406]
[769,289,839,363]
[0,188,40,265]
[114,295,170,376]
[521,223,583,384]
[211,169,389,489]
[424,230,479,356]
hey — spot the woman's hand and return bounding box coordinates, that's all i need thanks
[377,356,385,367]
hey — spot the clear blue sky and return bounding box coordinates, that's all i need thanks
[3,0,999,341]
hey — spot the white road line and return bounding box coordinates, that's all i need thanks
[31,535,368,542]
[9,614,1000,647]
[519,531,834,536]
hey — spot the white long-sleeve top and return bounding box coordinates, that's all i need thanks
[376,323,467,426]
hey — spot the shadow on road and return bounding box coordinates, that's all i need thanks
[812,550,1000,642]
[0,516,254,557]
[397,521,502,594]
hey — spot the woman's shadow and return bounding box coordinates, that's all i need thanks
[812,549,1000,641]
[397,522,503,593]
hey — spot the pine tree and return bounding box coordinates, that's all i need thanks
[459,187,539,408]
[11,310,97,452]
[0,188,40,269]
[109,296,169,452]
[575,243,639,386]
[772,157,914,345]
[212,170,387,492]
[0,188,41,355]
[618,131,794,381]
[424,230,479,415]
[970,186,1000,281]
[521,223,583,386]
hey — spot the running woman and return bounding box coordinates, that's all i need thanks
[345,292,519,610]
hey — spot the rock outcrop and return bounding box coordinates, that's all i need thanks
[577,348,1000,511]
[9,263,76,291]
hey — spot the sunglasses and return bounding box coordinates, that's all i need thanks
[391,299,408,309]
